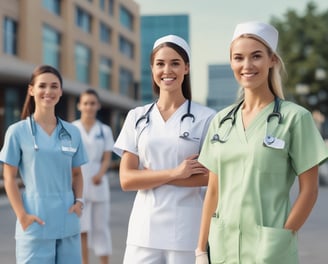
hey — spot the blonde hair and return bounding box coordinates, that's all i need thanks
[233,35,286,101]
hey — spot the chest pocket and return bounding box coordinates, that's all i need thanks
[251,131,290,175]
[178,120,203,158]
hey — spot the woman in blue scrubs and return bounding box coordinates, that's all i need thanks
[0,65,88,264]
[195,22,328,264]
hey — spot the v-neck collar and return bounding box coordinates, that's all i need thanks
[153,100,189,124]
[33,117,59,138]
[236,100,275,143]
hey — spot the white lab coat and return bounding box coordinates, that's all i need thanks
[73,120,114,202]
[114,101,215,251]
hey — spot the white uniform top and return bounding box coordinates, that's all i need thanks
[113,100,216,251]
[0,117,88,239]
[72,120,114,202]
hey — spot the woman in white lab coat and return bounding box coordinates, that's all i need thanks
[73,89,114,264]
[114,35,216,264]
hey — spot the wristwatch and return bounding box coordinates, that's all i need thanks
[75,198,84,209]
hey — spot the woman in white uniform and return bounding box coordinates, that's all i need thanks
[195,22,328,264]
[0,65,88,264]
[114,35,216,264]
[73,89,114,264]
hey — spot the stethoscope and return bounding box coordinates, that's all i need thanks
[135,100,196,140]
[94,122,105,140]
[29,115,72,151]
[211,97,283,145]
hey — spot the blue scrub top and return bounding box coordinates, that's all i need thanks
[0,117,88,239]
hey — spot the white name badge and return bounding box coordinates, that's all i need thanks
[263,136,285,149]
[61,146,77,153]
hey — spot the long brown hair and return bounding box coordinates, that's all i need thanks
[21,65,63,119]
[150,42,192,100]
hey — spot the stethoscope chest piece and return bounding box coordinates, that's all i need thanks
[263,135,285,149]
[180,131,190,138]
[264,135,275,145]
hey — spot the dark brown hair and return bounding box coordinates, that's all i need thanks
[150,42,192,100]
[21,65,63,119]
[78,88,100,103]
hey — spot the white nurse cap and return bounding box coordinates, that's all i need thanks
[153,35,191,60]
[231,21,279,52]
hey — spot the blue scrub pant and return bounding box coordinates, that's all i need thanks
[16,234,81,264]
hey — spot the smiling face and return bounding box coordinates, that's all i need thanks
[151,46,189,96]
[230,36,275,94]
[29,72,62,110]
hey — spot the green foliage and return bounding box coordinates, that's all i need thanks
[270,1,328,114]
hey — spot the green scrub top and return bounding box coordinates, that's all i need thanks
[199,100,328,264]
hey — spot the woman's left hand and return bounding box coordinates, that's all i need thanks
[69,201,83,217]
[92,174,102,185]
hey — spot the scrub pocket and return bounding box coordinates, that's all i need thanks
[256,225,298,264]
[208,217,226,264]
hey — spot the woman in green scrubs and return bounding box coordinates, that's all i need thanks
[195,21,328,264]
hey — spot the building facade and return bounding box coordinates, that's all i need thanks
[207,64,239,111]
[0,0,141,146]
[140,14,189,103]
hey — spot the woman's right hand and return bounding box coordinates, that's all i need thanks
[19,213,45,231]
[174,154,208,180]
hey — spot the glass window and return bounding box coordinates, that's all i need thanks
[3,17,17,55]
[120,6,133,30]
[99,0,105,10]
[119,67,133,96]
[43,0,61,15]
[4,89,20,128]
[119,35,134,59]
[75,43,91,83]
[108,0,114,16]
[99,22,111,44]
[99,56,112,90]
[42,24,61,69]
[75,6,92,33]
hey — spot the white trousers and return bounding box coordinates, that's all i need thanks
[80,200,112,256]
[123,244,194,264]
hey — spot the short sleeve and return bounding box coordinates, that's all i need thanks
[113,110,138,157]
[70,126,89,168]
[289,111,328,175]
[103,125,115,152]
[0,124,22,167]
[198,114,220,174]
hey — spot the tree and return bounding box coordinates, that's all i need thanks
[271,1,328,116]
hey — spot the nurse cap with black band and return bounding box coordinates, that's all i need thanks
[231,21,279,52]
[153,34,191,61]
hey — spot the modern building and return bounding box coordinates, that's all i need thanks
[140,14,189,103]
[0,0,141,147]
[207,64,239,111]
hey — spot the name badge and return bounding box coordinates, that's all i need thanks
[263,136,285,149]
[61,146,77,153]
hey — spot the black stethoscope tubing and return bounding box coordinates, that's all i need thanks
[135,100,195,129]
[212,97,282,143]
[29,115,71,151]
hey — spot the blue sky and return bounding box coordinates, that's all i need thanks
[134,0,328,104]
